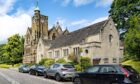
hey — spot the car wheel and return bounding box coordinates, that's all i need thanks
[35,72,39,76]
[21,70,24,73]
[44,73,48,78]
[74,78,82,84]
[29,71,31,75]
[55,74,61,81]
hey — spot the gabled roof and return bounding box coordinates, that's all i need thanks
[26,27,32,36]
[49,19,108,49]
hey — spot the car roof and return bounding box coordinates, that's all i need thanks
[54,63,72,65]
[91,64,121,67]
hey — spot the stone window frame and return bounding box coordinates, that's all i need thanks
[48,52,52,58]
[113,58,117,63]
[63,49,69,57]
[55,50,60,58]
[104,58,109,64]
[73,47,80,56]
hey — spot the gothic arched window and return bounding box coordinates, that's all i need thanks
[109,34,113,43]
[52,33,56,40]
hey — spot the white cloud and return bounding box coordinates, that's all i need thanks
[96,0,113,7]
[53,0,113,7]
[0,0,16,15]
[0,0,33,44]
[73,0,94,7]
[71,19,88,26]
[62,0,71,6]
[86,16,108,26]
[53,0,72,6]
[50,17,67,31]
[64,16,108,31]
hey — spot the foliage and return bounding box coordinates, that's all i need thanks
[39,58,48,65]
[2,34,24,64]
[80,57,91,70]
[68,61,78,66]
[0,44,6,62]
[68,53,77,63]
[44,58,55,67]
[75,64,83,72]
[109,0,140,40]
[56,58,66,63]
[122,60,140,73]
[124,14,140,60]
[0,64,11,68]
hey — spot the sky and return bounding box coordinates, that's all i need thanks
[0,0,113,44]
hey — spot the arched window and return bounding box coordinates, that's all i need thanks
[52,33,56,40]
[85,49,88,54]
[109,34,113,43]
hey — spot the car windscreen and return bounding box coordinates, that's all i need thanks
[38,66,45,69]
[63,65,74,68]
[123,66,138,73]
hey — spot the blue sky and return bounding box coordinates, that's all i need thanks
[0,0,113,44]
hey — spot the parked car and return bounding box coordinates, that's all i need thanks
[44,63,76,81]
[72,64,140,84]
[29,65,46,76]
[18,64,30,73]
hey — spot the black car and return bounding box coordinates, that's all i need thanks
[19,64,30,73]
[29,65,46,76]
[73,65,140,84]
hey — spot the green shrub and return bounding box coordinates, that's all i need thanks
[13,63,22,68]
[80,57,91,70]
[56,58,66,63]
[44,58,55,67]
[75,64,83,72]
[68,61,78,66]
[68,53,77,62]
[39,58,48,65]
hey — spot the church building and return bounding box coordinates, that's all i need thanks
[23,2,123,64]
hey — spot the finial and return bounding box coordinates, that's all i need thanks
[35,0,39,11]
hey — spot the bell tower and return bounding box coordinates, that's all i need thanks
[32,0,40,44]
[23,0,49,64]
[32,0,48,44]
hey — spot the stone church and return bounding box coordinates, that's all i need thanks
[23,4,123,64]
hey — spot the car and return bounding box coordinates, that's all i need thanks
[18,64,30,73]
[44,63,76,81]
[72,64,140,84]
[29,65,46,76]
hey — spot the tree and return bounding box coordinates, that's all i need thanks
[109,0,140,40]
[124,14,140,60]
[0,44,6,63]
[3,34,24,64]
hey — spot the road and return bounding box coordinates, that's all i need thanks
[0,68,72,84]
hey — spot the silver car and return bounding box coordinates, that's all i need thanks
[44,63,76,81]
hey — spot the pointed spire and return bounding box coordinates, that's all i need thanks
[34,0,40,11]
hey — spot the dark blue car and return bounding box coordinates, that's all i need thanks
[19,64,30,73]
[73,65,140,84]
[29,65,46,76]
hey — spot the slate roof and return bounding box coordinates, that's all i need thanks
[48,19,108,49]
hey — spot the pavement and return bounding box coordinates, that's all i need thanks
[0,68,72,84]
